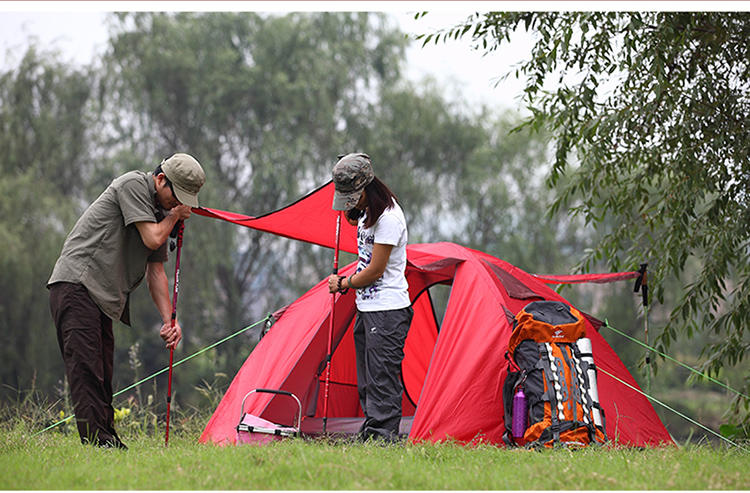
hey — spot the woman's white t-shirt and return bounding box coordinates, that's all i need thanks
[355,202,410,312]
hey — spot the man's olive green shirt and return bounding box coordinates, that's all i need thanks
[48,171,168,325]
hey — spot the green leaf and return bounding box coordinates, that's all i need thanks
[719,423,739,439]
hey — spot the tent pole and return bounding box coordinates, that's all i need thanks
[165,221,184,447]
[322,212,342,435]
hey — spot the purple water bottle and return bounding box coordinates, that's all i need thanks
[512,386,528,440]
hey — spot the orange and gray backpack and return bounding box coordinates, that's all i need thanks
[502,300,607,448]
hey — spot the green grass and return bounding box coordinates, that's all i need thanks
[1,425,748,490]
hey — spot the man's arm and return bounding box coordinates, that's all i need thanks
[146,261,182,349]
[135,205,191,251]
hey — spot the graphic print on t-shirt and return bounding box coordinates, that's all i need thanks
[356,227,381,300]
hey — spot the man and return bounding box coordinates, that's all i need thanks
[47,153,206,449]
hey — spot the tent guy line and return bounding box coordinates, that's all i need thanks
[597,366,747,452]
[32,316,267,437]
[603,320,749,400]
[32,311,744,449]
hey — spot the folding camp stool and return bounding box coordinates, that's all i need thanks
[236,388,302,445]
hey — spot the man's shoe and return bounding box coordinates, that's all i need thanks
[99,438,128,450]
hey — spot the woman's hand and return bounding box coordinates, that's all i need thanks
[328,274,341,293]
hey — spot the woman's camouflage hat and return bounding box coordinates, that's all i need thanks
[331,153,374,211]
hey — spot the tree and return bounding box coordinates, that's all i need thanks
[0,46,92,398]
[0,46,93,196]
[98,12,411,406]
[423,12,750,417]
[102,12,408,325]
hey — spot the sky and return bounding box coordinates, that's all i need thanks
[3,2,740,112]
[0,2,535,112]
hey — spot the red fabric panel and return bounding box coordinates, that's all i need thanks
[193,181,358,254]
[532,271,640,284]
[198,276,333,445]
[588,328,673,446]
[483,260,543,300]
[273,262,358,422]
[314,311,361,418]
[402,291,439,409]
[408,245,512,444]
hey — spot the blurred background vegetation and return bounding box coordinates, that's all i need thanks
[0,11,746,444]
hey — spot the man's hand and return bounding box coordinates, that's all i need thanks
[160,320,183,349]
[136,204,192,251]
[169,204,192,221]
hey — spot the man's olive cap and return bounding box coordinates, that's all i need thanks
[161,153,206,208]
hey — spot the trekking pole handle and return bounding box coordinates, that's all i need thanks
[171,221,185,321]
[634,263,648,306]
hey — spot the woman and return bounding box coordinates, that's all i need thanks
[328,152,413,442]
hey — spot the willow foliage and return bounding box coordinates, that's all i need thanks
[423,12,750,417]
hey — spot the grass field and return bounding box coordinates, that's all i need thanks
[1,425,748,490]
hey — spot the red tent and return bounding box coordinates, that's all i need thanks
[196,183,672,447]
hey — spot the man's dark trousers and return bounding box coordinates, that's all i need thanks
[49,282,123,447]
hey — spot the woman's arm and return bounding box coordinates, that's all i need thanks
[328,243,394,293]
[349,243,393,288]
